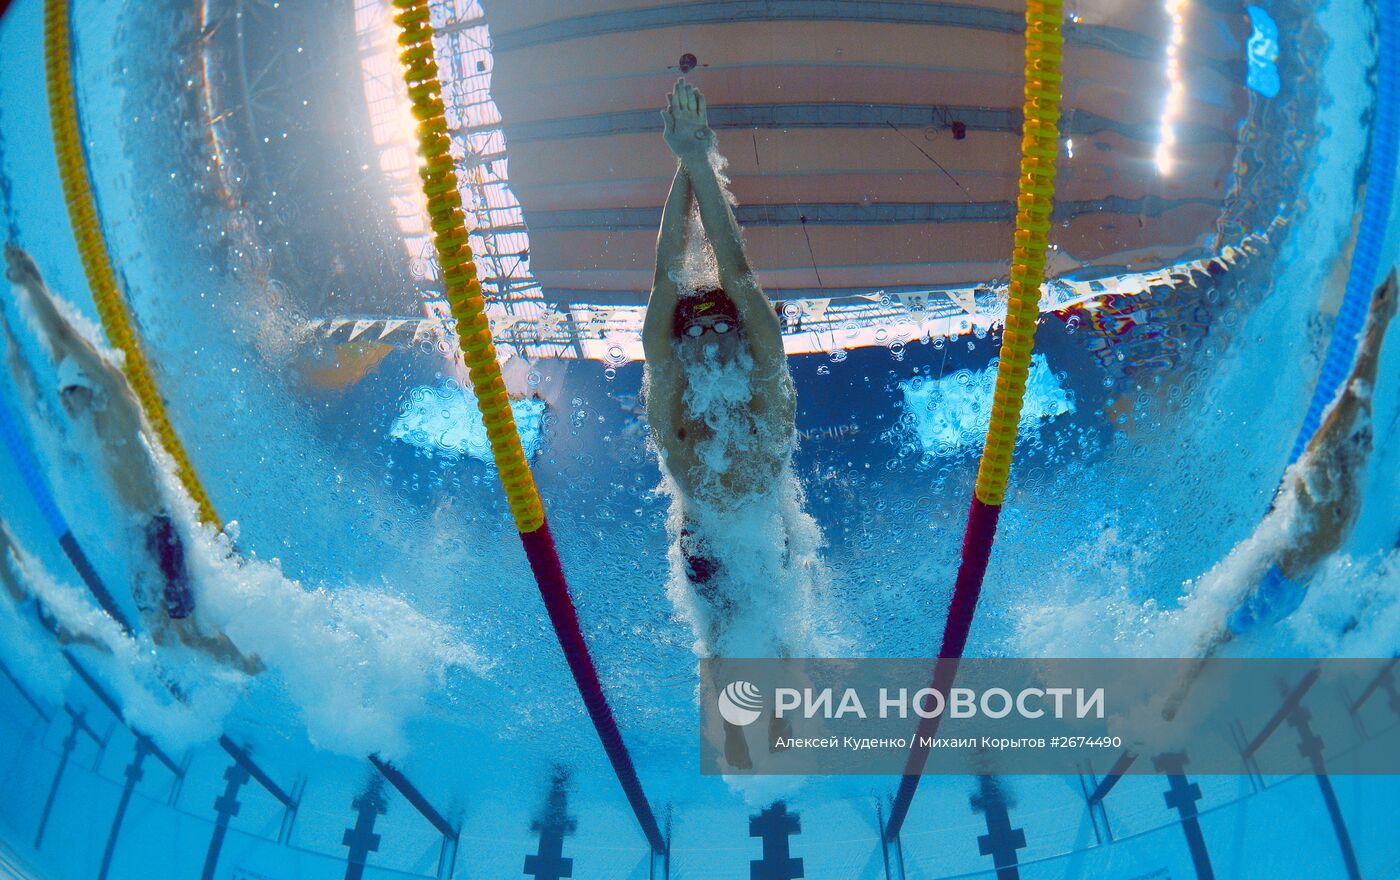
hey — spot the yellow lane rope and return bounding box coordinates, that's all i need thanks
[974,0,1065,507]
[43,0,220,526]
[391,0,544,532]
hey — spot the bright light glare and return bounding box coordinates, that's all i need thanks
[1157,0,1189,175]
[353,0,435,269]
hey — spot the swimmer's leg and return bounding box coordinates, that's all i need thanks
[143,515,262,674]
[724,718,753,770]
[682,527,737,648]
[769,712,793,753]
[699,660,753,770]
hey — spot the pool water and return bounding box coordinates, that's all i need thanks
[1,0,1398,877]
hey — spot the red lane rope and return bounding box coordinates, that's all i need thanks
[519,521,667,853]
[884,497,1001,840]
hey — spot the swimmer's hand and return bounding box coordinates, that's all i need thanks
[3,242,41,287]
[1375,270,1397,325]
[662,78,713,160]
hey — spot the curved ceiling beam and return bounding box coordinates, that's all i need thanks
[462,103,1235,147]
[522,194,1219,231]
[487,0,1239,78]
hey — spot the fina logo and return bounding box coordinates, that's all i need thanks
[717,681,763,726]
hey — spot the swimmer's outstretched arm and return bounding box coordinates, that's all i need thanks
[642,163,693,363]
[3,245,144,426]
[667,82,793,437]
[4,244,85,363]
[642,163,704,488]
[1305,271,1396,460]
[1345,271,1396,397]
[666,81,787,378]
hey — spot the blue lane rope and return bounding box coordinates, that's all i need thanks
[0,383,66,537]
[0,57,17,243]
[1289,0,1399,464]
[0,379,132,633]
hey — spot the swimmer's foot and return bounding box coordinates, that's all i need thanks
[724,720,753,770]
[172,621,264,676]
[769,713,793,752]
[207,635,265,676]
[229,646,265,677]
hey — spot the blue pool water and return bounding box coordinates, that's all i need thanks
[1,0,1399,877]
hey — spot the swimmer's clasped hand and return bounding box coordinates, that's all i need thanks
[662,78,714,160]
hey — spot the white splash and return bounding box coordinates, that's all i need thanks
[390,379,546,462]
[1,539,238,751]
[183,521,493,759]
[899,353,1073,454]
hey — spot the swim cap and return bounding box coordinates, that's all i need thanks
[55,357,93,396]
[673,287,739,339]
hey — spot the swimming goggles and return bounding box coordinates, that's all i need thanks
[683,319,734,338]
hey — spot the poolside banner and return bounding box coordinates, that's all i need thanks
[699,658,1400,776]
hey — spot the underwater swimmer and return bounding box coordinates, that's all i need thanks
[641,80,797,768]
[3,243,257,672]
[642,80,796,621]
[1216,271,1397,647]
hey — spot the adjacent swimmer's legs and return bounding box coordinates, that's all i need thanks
[769,712,793,753]
[724,719,753,770]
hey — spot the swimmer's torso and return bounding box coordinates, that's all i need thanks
[664,348,794,508]
[77,381,167,517]
[672,398,788,502]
